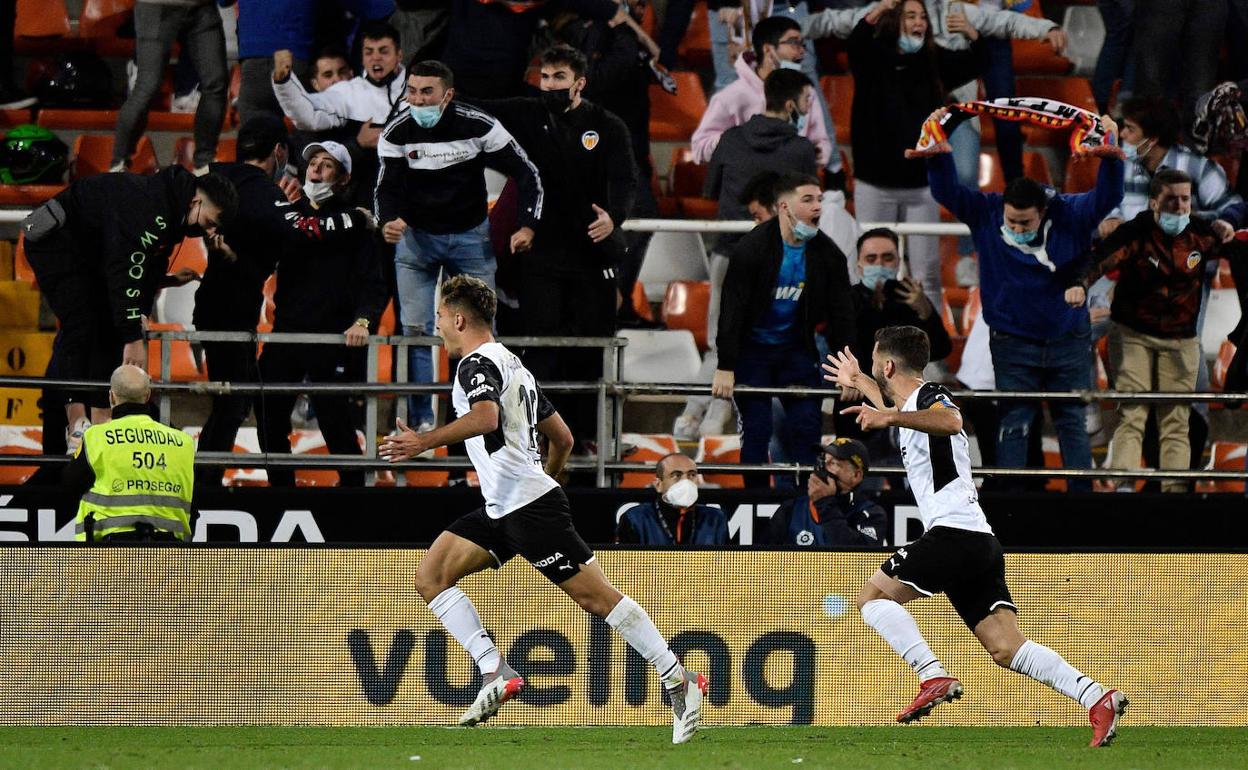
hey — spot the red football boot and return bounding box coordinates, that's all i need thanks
[896,676,963,723]
[1088,689,1129,747]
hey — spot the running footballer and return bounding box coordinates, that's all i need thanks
[824,325,1127,747]
[380,276,706,743]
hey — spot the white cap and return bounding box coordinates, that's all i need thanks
[302,140,352,175]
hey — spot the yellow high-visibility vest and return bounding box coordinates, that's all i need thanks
[74,413,195,542]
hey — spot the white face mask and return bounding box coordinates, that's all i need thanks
[303,179,335,203]
[661,478,699,508]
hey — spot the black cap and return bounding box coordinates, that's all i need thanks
[236,115,289,160]
[820,437,870,473]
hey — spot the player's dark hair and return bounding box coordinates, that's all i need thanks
[654,452,686,478]
[235,115,289,162]
[1120,95,1181,149]
[773,171,822,201]
[1149,167,1192,199]
[752,16,800,61]
[359,20,401,49]
[540,44,587,80]
[738,170,781,209]
[441,275,497,326]
[856,227,900,255]
[875,325,930,374]
[409,59,454,89]
[1003,176,1048,213]
[763,68,812,114]
[195,172,239,227]
[314,44,350,67]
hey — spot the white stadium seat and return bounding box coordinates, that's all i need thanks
[618,329,703,383]
[637,231,709,302]
[1062,6,1106,78]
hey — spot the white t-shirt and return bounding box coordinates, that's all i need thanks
[897,382,993,534]
[452,341,558,518]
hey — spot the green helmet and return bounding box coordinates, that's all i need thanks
[0,124,68,185]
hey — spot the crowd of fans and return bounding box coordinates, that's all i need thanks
[5,0,1248,495]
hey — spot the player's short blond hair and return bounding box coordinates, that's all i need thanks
[441,275,497,326]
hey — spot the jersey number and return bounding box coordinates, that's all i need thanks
[132,451,167,470]
[517,386,541,448]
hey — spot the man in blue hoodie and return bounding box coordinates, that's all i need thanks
[927,108,1124,490]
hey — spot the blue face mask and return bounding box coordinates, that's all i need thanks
[898,34,924,54]
[861,264,898,290]
[792,217,819,242]
[410,103,443,129]
[791,110,808,134]
[1158,211,1190,236]
[1000,223,1039,247]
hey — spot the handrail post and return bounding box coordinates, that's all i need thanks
[159,334,171,424]
[365,338,379,487]
[595,340,609,488]
[395,335,408,487]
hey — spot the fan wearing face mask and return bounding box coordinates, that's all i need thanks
[927,105,1125,490]
[711,172,857,487]
[616,454,728,545]
[763,438,887,547]
[1066,168,1239,492]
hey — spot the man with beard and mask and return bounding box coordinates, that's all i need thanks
[711,172,856,488]
[615,453,728,545]
[461,44,637,454]
[193,117,377,487]
[927,106,1125,492]
[376,58,543,434]
[21,164,237,457]
[764,438,886,547]
[255,141,387,488]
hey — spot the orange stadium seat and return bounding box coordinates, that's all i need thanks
[0,426,43,485]
[1063,154,1100,193]
[677,2,712,69]
[404,445,450,488]
[649,73,707,142]
[37,109,119,131]
[695,434,744,488]
[1212,259,1235,290]
[631,281,654,321]
[667,146,717,218]
[227,63,242,127]
[940,293,958,338]
[1012,1,1072,75]
[170,236,208,276]
[146,323,206,382]
[173,136,238,171]
[979,151,1051,192]
[14,235,36,286]
[945,333,966,371]
[619,433,678,488]
[662,280,711,352]
[1042,436,1067,492]
[819,74,853,146]
[1211,339,1237,393]
[1196,442,1247,494]
[0,184,65,206]
[15,0,70,38]
[290,429,366,487]
[71,134,158,178]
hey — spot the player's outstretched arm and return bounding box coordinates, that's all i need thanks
[887,406,963,436]
[378,402,501,463]
[537,411,574,480]
[823,347,890,411]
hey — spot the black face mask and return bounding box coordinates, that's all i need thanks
[541,87,572,113]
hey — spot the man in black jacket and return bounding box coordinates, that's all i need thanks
[765,438,887,546]
[256,141,387,488]
[468,44,638,450]
[195,117,377,487]
[711,172,855,486]
[377,58,543,432]
[22,165,237,454]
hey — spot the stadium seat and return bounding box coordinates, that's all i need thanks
[146,322,206,382]
[1062,154,1100,193]
[630,281,654,322]
[169,235,209,277]
[1200,289,1242,357]
[37,109,120,131]
[637,230,709,302]
[939,294,958,338]
[0,426,42,485]
[618,329,703,384]
[15,0,70,38]
[661,280,711,351]
[0,183,66,206]
[649,73,708,142]
[979,151,1051,192]
[1061,5,1106,77]
[1014,77,1096,146]
[258,274,277,334]
[945,333,966,372]
[1196,442,1247,494]
[227,63,242,127]
[961,287,981,336]
[404,445,450,488]
[1211,339,1237,392]
[819,74,853,146]
[619,433,679,487]
[1013,2,1073,75]
[677,2,712,69]
[377,300,396,336]
[695,434,744,488]
[667,147,717,218]
[71,134,158,178]
[1041,436,1067,492]
[13,235,35,286]
[173,136,238,171]
[1212,258,1235,290]
[290,429,366,487]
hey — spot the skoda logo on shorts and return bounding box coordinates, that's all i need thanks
[112,479,125,493]
[796,530,815,546]
[581,131,599,151]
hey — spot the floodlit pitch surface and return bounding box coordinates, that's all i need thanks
[0,727,1245,769]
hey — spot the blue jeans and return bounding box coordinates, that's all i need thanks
[734,342,823,488]
[989,328,1093,491]
[394,219,495,425]
[1092,0,1136,114]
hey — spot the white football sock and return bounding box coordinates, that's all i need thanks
[428,587,501,676]
[861,599,949,682]
[605,595,683,688]
[1009,640,1104,709]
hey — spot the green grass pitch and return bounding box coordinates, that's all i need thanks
[1,727,1246,770]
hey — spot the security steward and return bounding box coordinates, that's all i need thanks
[764,438,887,547]
[464,44,638,451]
[63,365,195,543]
[616,453,728,545]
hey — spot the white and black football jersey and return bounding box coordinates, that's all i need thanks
[452,342,558,518]
[897,382,992,534]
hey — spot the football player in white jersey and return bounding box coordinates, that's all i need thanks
[824,325,1126,747]
[380,276,706,743]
